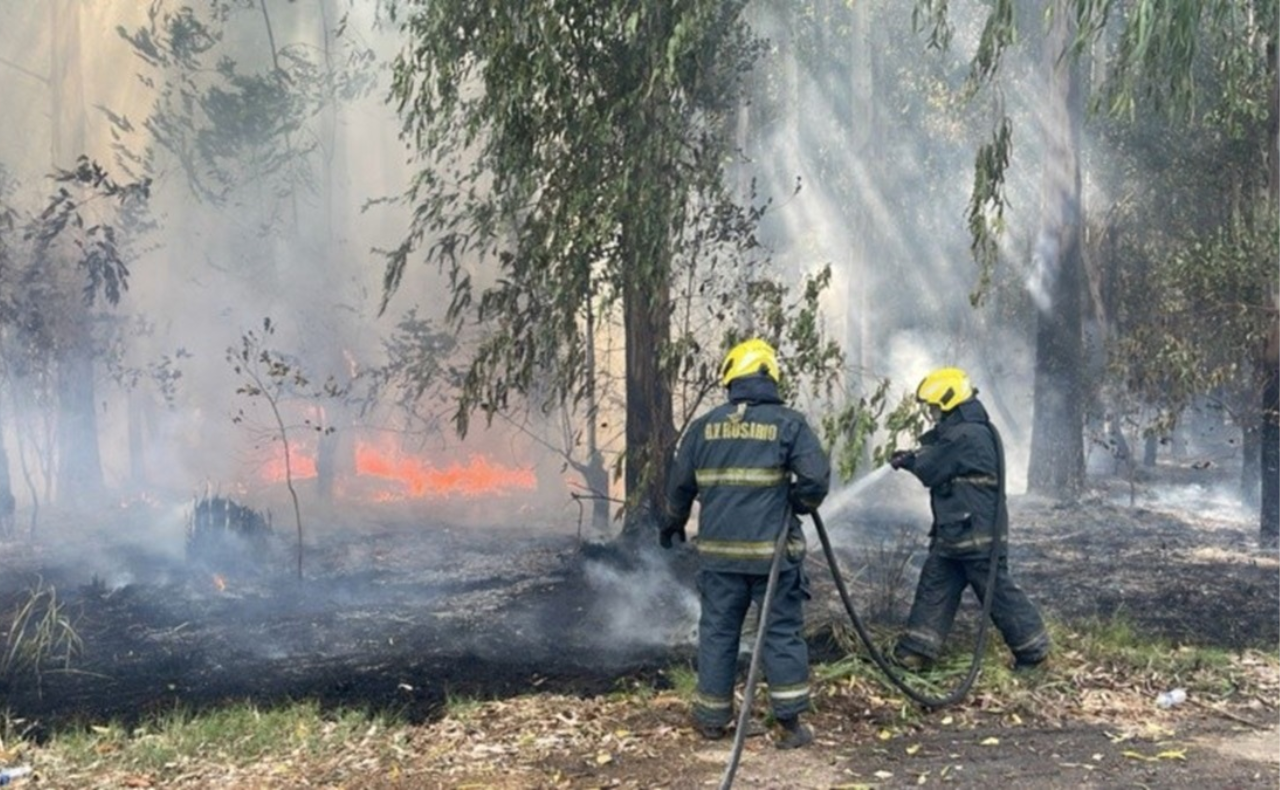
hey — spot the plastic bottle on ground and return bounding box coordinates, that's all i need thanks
[0,766,33,786]
[1156,688,1187,708]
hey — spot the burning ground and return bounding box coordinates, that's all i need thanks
[0,461,1277,788]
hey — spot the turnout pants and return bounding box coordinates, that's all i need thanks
[693,567,810,728]
[898,552,1049,664]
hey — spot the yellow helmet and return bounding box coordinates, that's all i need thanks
[721,338,779,387]
[916,367,973,412]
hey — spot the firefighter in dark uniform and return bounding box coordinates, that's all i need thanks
[888,367,1050,671]
[660,338,831,749]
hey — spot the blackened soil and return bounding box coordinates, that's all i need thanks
[0,515,677,740]
[1,466,1277,790]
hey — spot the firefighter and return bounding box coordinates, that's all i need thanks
[660,338,831,750]
[887,367,1050,671]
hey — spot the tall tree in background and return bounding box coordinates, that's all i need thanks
[381,2,761,535]
[1027,0,1085,496]
[8,160,152,504]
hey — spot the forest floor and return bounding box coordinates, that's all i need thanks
[0,460,1277,788]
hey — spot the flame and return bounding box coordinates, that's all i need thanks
[355,445,536,497]
[257,439,537,499]
[258,450,317,483]
[212,573,227,592]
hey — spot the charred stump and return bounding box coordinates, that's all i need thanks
[187,495,275,574]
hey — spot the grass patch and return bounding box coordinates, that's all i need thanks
[607,675,658,704]
[40,701,398,780]
[663,663,698,700]
[810,613,1276,723]
[2,578,82,687]
[442,689,487,721]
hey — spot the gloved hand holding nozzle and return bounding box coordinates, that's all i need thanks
[888,450,916,470]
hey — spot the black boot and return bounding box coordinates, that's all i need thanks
[775,716,813,750]
[891,645,930,672]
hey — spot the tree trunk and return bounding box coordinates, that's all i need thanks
[621,261,675,539]
[618,8,677,542]
[56,345,105,502]
[582,452,612,533]
[1262,364,1279,546]
[1240,412,1261,508]
[848,0,875,381]
[127,389,146,489]
[581,297,611,534]
[0,398,15,537]
[1261,40,1278,546]
[1262,292,1279,545]
[49,0,85,166]
[49,0,101,505]
[1027,0,1085,498]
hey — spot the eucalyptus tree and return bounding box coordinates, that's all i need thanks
[0,167,17,527]
[380,1,782,535]
[915,0,1276,515]
[1,159,152,507]
[1088,43,1277,526]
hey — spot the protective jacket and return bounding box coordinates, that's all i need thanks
[665,375,830,573]
[896,395,1050,665]
[907,397,1006,559]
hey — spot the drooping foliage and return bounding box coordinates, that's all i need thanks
[0,158,152,504]
[383,1,754,411]
[915,0,1276,290]
[381,1,819,530]
[115,1,377,209]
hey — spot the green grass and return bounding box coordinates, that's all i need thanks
[45,701,395,775]
[663,663,698,700]
[442,688,487,720]
[2,578,83,685]
[808,613,1271,717]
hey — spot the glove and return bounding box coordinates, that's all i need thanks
[889,450,916,471]
[789,486,814,515]
[659,522,686,549]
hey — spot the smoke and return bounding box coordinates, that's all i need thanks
[582,551,700,649]
[1027,229,1059,313]
[1136,483,1252,523]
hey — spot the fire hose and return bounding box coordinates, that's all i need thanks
[718,516,791,790]
[719,424,1008,788]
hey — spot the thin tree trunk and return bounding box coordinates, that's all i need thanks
[56,344,105,502]
[128,389,146,489]
[0,398,15,537]
[1261,40,1279,546]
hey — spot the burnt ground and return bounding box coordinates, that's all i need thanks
[0,508,677,738]
[1,463,1278,788]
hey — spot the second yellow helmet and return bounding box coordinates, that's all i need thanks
[916,367,973,412]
